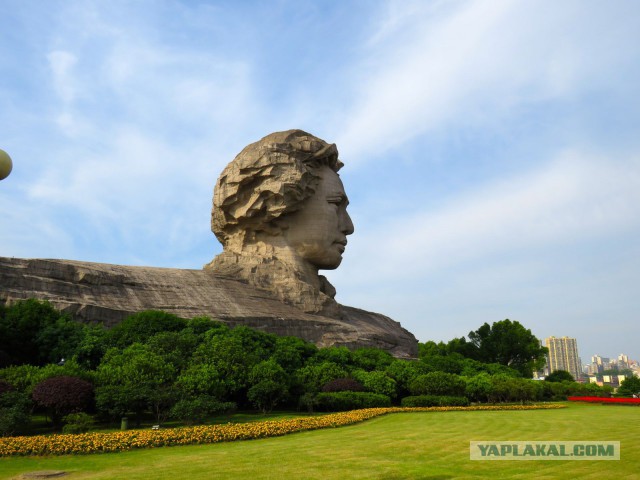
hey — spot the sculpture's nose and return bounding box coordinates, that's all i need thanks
[341,209,354,236]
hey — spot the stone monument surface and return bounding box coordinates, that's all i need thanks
[0,130,418,358]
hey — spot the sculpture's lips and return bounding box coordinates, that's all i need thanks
[334,240,347,252]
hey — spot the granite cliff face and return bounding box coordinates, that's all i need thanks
[0,257,418,358]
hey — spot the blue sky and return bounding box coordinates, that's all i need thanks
[1,0,639,364]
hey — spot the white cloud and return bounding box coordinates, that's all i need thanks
[336,0,640,161]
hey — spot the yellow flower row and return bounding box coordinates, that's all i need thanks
[0,404,565,457]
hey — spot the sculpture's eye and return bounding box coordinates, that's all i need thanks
[327,195,347,207]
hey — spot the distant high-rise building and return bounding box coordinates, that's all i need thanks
[545,336,582,380]
[618,354,629,369]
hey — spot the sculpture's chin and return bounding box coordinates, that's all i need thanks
[314,256,342,271]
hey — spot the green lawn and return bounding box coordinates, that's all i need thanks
[1,403,638,479]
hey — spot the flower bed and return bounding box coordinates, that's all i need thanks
[568,396,640,405]
[0,404,565,457]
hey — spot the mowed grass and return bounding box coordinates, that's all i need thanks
[1,403,638,480]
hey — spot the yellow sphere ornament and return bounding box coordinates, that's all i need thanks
[0,149,12,180]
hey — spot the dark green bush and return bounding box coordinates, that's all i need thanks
[315,391,391,411]
[401,395,469,407]
[0,391,32,436]
[170,396,236,425]
[62,412,94,434]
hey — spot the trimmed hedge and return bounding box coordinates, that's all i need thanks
[315,392,391,411]
[401,395,469,407]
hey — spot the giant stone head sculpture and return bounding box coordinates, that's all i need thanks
[206,130,354,315]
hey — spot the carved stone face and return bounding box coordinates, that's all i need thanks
[282,166,354,270]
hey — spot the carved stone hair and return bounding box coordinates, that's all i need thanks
[211,130,343,246]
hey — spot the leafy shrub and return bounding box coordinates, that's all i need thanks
[321,377,365,392]
[409,372,466,396]
[0,391,31,437]
[298,393,319,413]
[62,412,94,434]
[465,373,493,403]
[170,396,236,425]
[315,392,391,411]
[401,395,469,407]
[352,370,397,398]
[488,375,540,403]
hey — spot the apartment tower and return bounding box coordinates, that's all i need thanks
[545,336,582,380]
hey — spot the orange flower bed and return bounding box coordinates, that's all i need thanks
[0,404,565,457]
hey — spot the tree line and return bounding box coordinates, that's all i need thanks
[0,299,618,436]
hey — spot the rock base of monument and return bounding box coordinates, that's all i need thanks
[0,257,418,359]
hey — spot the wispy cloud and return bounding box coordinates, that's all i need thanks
[336,0,640,161]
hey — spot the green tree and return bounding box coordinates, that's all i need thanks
[459,358,521,378]
[95,343,176,425]
[247,359,289,413]
[186,316,229,337]
[418,341,448,358]
[0,299,85,366]
[351,348,394,372]
[467,319,547,377]
[190,330,263,399]
[310,347,353,368]
[272,336,318,372]
[175,363,226,399]
[296,361,348,393]
[385,360,432,398]
[146,330,199,372]
[73,325,110,370]
[108,310,187,348]
[225,326,277,365]
[545,370,574,382]
[421,353,466,374]
[617,376,640,397]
